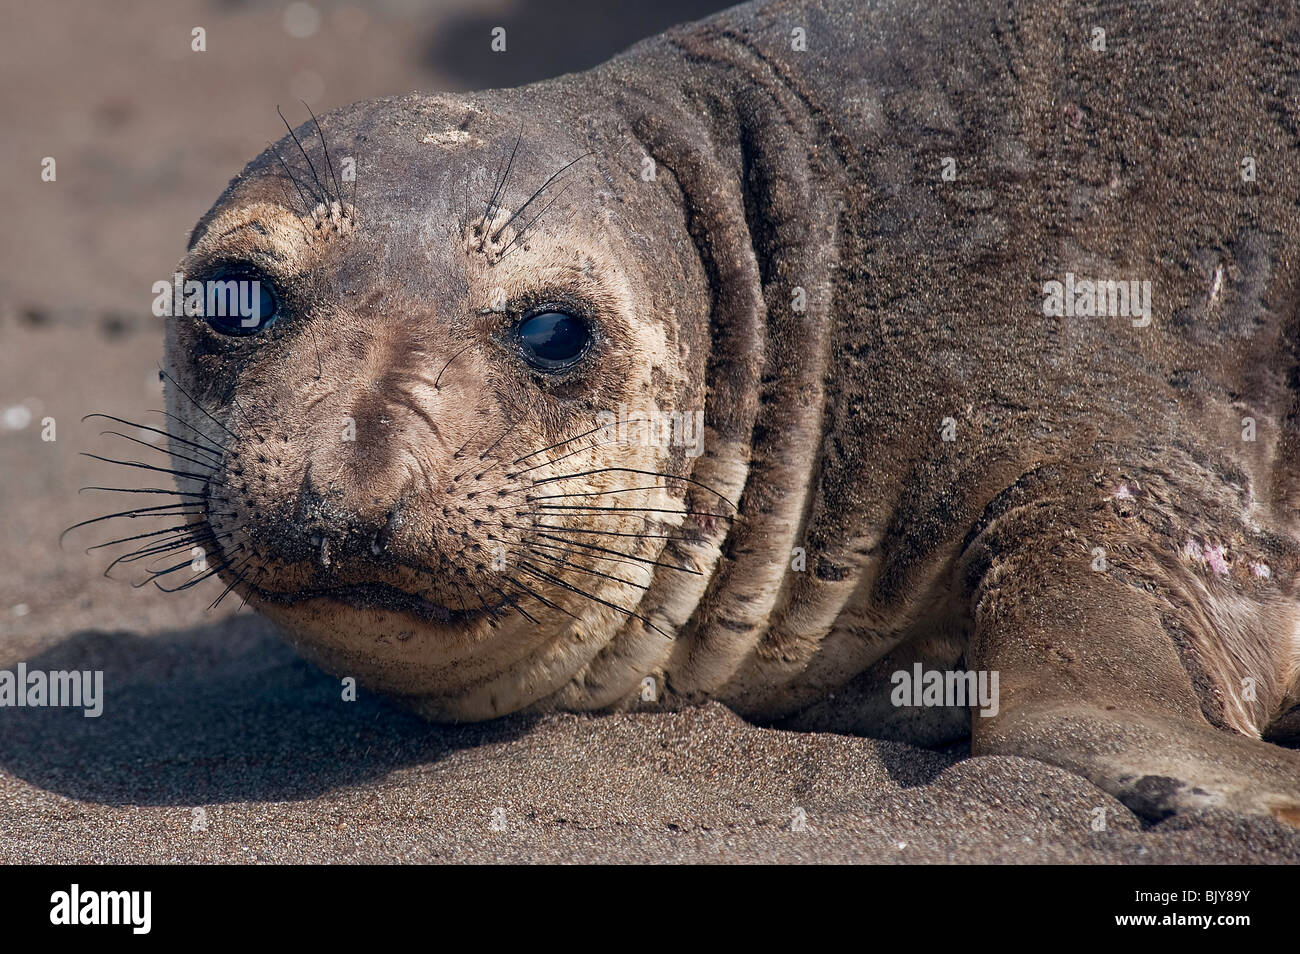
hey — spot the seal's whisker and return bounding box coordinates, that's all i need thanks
[467,458,512,484]
[277,104,327,206]
[137,527,231,571]
[235,561,269,613]
[115,528,213,557]
[104,531,229,577]
[478,484,538,503]
[85,414,223,460]
[146,409,226,455]
[527,539,664,574]
[517,561,671,638]
[531,467,737,510]
[131,543,226,589]
[478,414,523,461]
[446,428,512,482]
[492,584,541,625]
[509,437,626,476]
[495,180,578,262]
[491,151,593,243]
[270,145,316,223]
[60,503,207,545]
[150,552,240,593]
[303,100,345,211]
[530,504,728,519]
[535,533,701,575]
[529,484,677,499]
[85,523,205,553]
[450,412,519,462]
[208,573,244,611]
[95,431,218,472]
[518,523,688,542]
[478,124,525,235]
[107,526,230,568]
[80,486,208,498]
[442,501,517,523]
[87,518,231,555]
[159,368,238,439]
[512,420,630,464]
[461,577,510,623]
[434,342,475,391]
[442,577,474,615]
[476,139,511,235]
[78,453,221,486]
[525,547,650,590]
[208,553,259,610]
[503,572,580,620]
[132,557,205,588]
[445,425,523,484]
[228,392,255,430]
[450,431,479,462]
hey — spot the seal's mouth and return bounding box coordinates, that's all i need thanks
[254,581,503,625]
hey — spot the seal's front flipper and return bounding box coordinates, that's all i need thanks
[972,697,1300,824]
[963,485,1300,825]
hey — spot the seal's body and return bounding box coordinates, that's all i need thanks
[163,0,1300,823]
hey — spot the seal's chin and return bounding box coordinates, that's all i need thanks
[253,580,504,625]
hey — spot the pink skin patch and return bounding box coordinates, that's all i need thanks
[1251,561,1271,579]
[1112,484,1133,500]
[1182,538,1232,576]
[1204,545,1230,575]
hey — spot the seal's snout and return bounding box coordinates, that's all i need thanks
[234,462,511,613]
[296,493,406,568]
[208,394,532,615]
[259,456,434,577]
[285,488,403,565]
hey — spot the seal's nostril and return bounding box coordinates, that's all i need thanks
[369,506,401,556]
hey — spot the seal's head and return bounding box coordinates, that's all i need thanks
[163,93,722,719]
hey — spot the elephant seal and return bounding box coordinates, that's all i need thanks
[105,0,1300,824]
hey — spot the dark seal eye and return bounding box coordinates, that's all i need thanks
[516,309,590,370]
[203,267,280,337]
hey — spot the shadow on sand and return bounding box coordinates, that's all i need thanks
[0,614,536,806]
